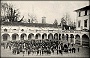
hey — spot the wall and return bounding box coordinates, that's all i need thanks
[76,10,89,30]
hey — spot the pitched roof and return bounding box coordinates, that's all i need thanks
[1,22,58,28]
[75,5,90,12]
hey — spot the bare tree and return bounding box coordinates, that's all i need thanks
[60,13,71,30]
[18,16,24,22]
[1,2,20,22]
[61,13,76,30]
[62,13,71,25]
[61,17,67,25]
[53,19,58,25]
[28,14,38,23]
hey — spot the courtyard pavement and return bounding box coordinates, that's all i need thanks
[1,44,90,57]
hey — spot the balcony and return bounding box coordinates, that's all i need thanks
[1,29,19,33]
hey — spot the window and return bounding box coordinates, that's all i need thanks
[78,21,81,27]
[4,29,7,32]
[3,35,7,41]
[79,11,81,17]
[85,10,87,16]
[84,19,87,27]
[13,29,16,30]
[29,29,31,30]
[21,29,24,31]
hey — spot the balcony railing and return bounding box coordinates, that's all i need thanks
[1,29,88,34]
[1,29,19,33]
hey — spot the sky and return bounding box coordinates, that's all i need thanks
[2,1,89,24]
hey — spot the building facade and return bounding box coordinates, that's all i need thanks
[75,5,90,31]
[1,22,89,47]
[1,5,90,47]
[75,5,90,47]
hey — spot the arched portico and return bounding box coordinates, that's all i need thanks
[48,33,53,39]
[42,33,47,39]
[35,33,41,39]
[20,33,27,40]
[75,34,80,45]
[2,34,10,41]
[28,33,34,40]
[82,34,89,47]
[54,33,58,40]
[12,33,19,41]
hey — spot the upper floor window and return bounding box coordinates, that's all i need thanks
[21,29,24,31]
[78,11,81,17]
[84,19,87,27]
[85,10,87,16]
[78,20,81,27]
[29,29,31,30]
[4,29,7,32]
[13,29,16,30]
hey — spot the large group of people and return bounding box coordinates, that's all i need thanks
[1,39,80,56]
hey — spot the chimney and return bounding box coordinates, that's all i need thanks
[42,17,46,24]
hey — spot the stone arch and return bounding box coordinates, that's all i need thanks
[82,34,89,47]
[2,34,10,41]
[42,33,47,39]
[54,33,58,40]
[28,33,34,40]
[75,34,80,45]
[35,33,41,39]
[12,33,19,41]
[48,33,53,39]
[20,33,27,40]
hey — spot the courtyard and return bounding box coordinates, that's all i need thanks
[1,44,89,57]
[1,1,90,58]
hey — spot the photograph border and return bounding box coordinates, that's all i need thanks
[0,0,90,58]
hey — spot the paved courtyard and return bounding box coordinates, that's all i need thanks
[1,45,89,57]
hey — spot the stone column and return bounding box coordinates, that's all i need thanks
[69,27,70,30]
[68,35,70,43]
[26,34,28,40]
[47,34,48,39]
[80,35,82,46]
[1,35,3,42]
[33,34,35,39]
[73,35,75,44]
[18,34,21,41]
[9,34,12,41]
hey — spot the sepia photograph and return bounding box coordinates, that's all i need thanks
[1,0,90,57]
